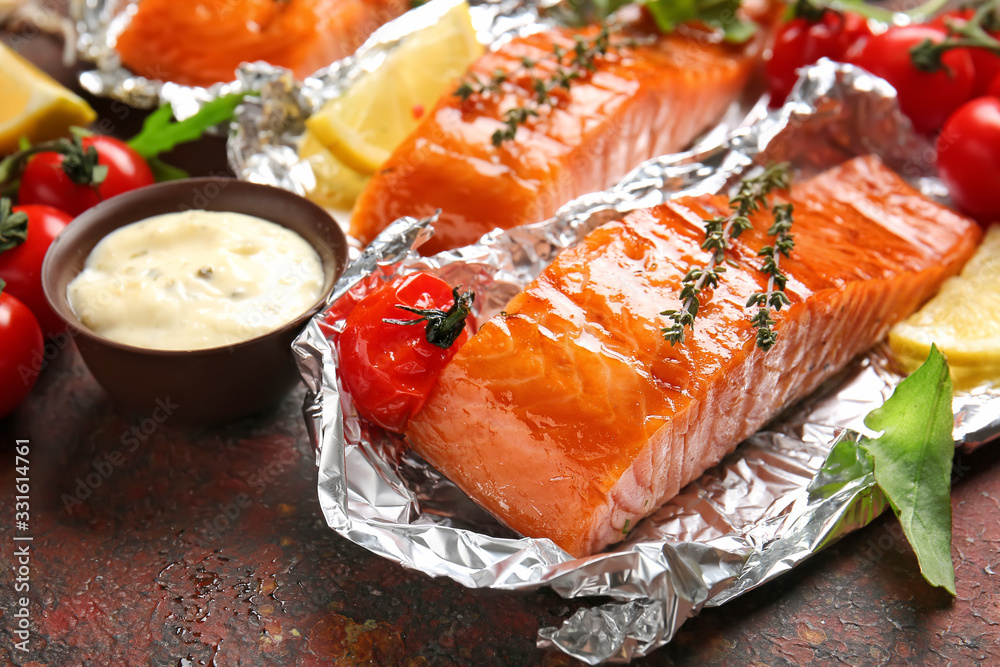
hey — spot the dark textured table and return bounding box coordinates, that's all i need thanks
[2,18,999,667]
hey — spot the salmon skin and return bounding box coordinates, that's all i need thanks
[405,156,982,558]
[115,0,408,88]
[350,3,777,255]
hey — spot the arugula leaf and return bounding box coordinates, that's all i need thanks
[644,0,756,43]
[126,93,246,160]
[145,157,190,182]
[860,345,956,594]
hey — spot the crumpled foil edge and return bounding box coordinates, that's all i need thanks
[69,0,543,121]
[290,59,1000,665]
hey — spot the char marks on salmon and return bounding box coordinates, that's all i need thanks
[405,156,982,557]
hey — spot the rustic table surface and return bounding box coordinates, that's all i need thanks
[2,15,999,667]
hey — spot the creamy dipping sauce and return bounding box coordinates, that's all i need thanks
[68,210,325,350]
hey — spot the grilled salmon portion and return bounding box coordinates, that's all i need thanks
[115,0,408,87]
[350,3,778,255]
[406,156,982,558]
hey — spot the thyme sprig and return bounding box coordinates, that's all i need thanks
[453,26,614,147]
[661,163,791,348]
[747,202,795,351]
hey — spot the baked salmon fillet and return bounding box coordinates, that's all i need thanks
[405,156,982,558]
[115,0,408,87]
[350,2,778,255]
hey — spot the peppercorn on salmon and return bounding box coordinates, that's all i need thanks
[349,2,778,255]
[405,156,982,558]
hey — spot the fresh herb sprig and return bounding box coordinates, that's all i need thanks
[661,163,791,347]
[453,27,613,146]
[386,286,475,349]
[747,201,795,351]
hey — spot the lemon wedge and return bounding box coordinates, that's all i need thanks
[0,43,96,155]
[298,130,370,210]
[889,225,1000,388]
[304,0,482,177]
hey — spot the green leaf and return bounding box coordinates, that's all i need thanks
[126,93,246,160]
[860,345,956,594]
[643,0,757,43]
[145,157,190,182]
[809,435,875,500]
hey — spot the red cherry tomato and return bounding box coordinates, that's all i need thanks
[936,97,1000,223]
[18,135,155,216]
[851,25,975,135]
[0,287,44,419]
[766,11,873,106]
[833,12,875,62]
[337,272,475,433]
[989,72,1000,97]
[0,202,72,335]
[931,8,1000,97]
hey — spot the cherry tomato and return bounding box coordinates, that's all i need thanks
[0,202,72,335]
[851,25,975,135]
[0,286,44,419]
[936,97,1000,223]
[989,72,1000,97]
[766,11,873,106]
[18,135,155,216]
[835,12,875,62]
[337,272,475,432]
[930,8,1000,98]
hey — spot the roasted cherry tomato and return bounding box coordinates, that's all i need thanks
[931,8,1000,98]
[18,135,155,216]
[937,97,1000,223]
[337,272,475,433]
[0,283,44,419]
[851,25,975,135]
[766,10,872,106]
[0,200,72,335]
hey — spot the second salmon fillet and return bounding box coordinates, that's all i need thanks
[350,3,777,255]
[405,156,982,558]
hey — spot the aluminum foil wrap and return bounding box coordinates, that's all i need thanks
[285,58,1000,665]
[69,0,545,119]
[226,0,762,211]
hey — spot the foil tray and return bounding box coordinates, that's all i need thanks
[288,58,1000,665]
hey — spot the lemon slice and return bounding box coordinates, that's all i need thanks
[304,0,482,176]
[889,225,1000,388]
[298,130,370,210]
[0,43,96,155]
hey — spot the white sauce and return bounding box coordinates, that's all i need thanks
[68,210,325,350]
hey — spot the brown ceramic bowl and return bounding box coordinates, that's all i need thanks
[42,178,347,425]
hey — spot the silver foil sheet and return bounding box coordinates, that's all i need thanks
[226,0,764,215]
[69,0,545,119]
[288,58,1000,665]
